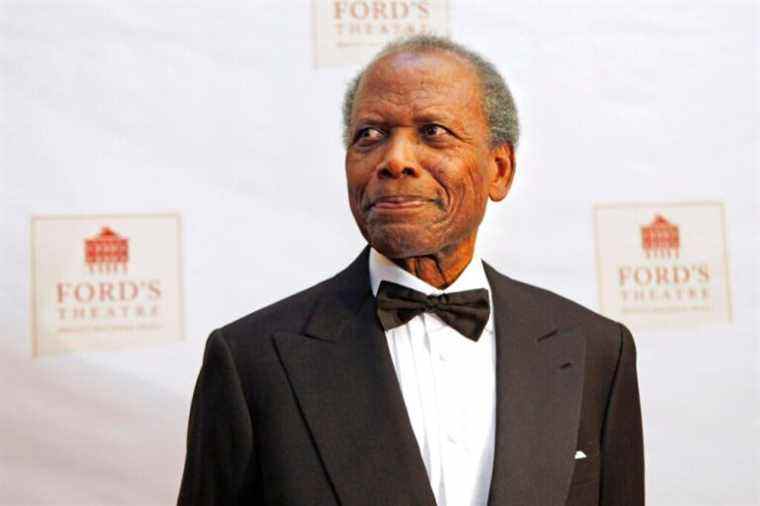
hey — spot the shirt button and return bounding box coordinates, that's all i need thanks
[447,432,457,444]
[438,350,449,362]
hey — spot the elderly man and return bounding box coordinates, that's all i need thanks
[178,36,644,506]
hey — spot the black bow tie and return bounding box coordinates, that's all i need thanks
[375,280,491,341]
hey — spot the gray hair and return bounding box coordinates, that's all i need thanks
[341,35,519,149]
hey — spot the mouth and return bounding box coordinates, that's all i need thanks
[366,195,439,211]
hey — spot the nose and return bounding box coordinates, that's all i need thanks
[377,130,420,179]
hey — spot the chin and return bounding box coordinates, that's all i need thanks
[366,224,440,259]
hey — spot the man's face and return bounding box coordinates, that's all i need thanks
[345,49,511,259]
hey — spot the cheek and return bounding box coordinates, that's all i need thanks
[434,154,487,207]
[462,149,491,200]
[469,165,489,201]
[420,150,461,195]
[345,164,377,221]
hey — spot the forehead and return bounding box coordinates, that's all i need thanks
[352,50,484,122]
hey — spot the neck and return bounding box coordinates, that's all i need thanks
[391,232,477,289]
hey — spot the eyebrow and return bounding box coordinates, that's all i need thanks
[352,110,467,134]
[414,112,466,132]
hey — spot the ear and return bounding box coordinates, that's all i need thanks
[488,143,515,202]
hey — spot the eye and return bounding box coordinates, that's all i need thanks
[353,127,385,146]
[420,124,449,138]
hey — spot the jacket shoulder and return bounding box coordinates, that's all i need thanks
[513,277,617,328]
[504,276,631,356]
[216,275,335,346]
[211,247,371,355]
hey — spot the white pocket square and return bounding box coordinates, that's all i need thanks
[574,450,587,460]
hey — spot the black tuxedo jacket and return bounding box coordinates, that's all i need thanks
[178,246,644,505]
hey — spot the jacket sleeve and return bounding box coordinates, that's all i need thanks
[600,323,645,505]
[177,329,256,505]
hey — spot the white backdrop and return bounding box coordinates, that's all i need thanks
[1,1,758,505]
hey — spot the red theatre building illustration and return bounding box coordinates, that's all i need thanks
[85,226,129,273]
[640,214,680,259]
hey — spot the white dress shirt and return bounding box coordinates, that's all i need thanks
[369,247,496,506]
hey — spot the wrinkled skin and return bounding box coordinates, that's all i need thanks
[345,49,515,288]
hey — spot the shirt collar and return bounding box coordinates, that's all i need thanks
[368,245,495,333]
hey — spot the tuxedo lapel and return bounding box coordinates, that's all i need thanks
[273,246,437,506]
[484,263,587,506]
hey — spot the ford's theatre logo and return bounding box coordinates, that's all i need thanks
[333,1,433,36]
[31,215,184,356]
[313,0,450,67]
[617,214,709,306]
[594,203,732,330]
[641,214,679,258]
[85,226,129,273]
[55,225,161,322]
